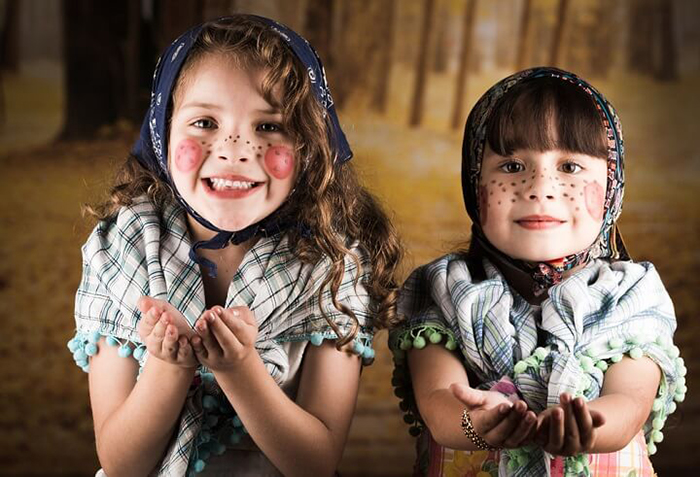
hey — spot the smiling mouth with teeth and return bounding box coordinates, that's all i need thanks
[206,178,260,191]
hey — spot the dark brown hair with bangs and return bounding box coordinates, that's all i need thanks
[486,77,608,159]
[85,15,403,344]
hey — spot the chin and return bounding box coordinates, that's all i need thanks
[210,215,257,232]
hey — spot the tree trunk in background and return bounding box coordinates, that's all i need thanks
[549,0,569,66]
[657,0,679,81]
[516,0,532,70]
[409,0,435,127]
[155,0,203,52]
[372,0,395,113]
[627,0,655,76]
[432,5,449,73]
[1,0,20,71]
[304,0,334,69]
[61,0,129,139]
[451,0,477,130]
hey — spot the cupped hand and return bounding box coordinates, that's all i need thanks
[534,393,605,456]
[191,306,259,372]
[139,308,198,368]
[450,382,537,449]
[137,296,196,341]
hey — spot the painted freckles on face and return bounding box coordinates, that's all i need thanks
[264,145,295,180]
[478,147,608,262]
[174,138,204,172]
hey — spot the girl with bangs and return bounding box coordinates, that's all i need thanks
[67,15,401,476]
[390,68,685,476]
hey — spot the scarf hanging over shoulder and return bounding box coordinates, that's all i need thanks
[70,196,374,475]
[389,254,685,477]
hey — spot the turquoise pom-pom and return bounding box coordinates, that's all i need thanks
[202,395,217,410]
[88,331,102,344]
[310,333,323,346]
[73,348,88,362]
[85,343,98,356]
[133,346,146,360]
[429,332,443,344]
[412,336,426,349]
[193,459,206,472]
[106,336,120,347]
[445,339,456,351]
[81,364,90,373]
[514,361,528,374]
[67,338,80,353]
[118,345,132,358]
[214,442,226,455]
[232,415,243,427]
[353,341,366,355]
[201,372,215,383]
[363,347,375,360]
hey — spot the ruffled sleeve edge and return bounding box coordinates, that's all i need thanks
[67,328,147,372]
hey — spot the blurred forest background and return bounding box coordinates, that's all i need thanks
[1,0,699,475]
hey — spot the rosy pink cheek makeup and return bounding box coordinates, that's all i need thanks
[584,181,605,221]
[264,146,295,180]
[174,138,204,172]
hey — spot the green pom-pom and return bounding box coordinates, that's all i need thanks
[579,356,594,372]
[669,345,680,358]
[445,339,457,351]
[610,353,623,363]
[534,347,548,361]
[669,402,677,413]
[413,336,426,349]
[608,337,623,349]
[652,430,664,443]
[595,360,608,371]
[429,332,443,344]
[574,460,584,473]
[514,361,528,374]
[652,398,663,412]
[647,442,657,455]
[630,347,643,359]
[652,417,664,430]
[400,339,412,351]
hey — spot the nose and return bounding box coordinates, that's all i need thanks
[526,171,557,201]
[216,133,255,163]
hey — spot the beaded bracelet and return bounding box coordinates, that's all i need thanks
[461,409,499,451]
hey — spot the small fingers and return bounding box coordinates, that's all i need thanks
[177,336,194,362]
[475,402,513,435]
[547,407,565,452]
[191,334,207,359]
[562,394,580,454]
[574,398,595,450]
[161,321,180,359]
[195,311,224,356]
[208,307,242,352]
[502,410,537,448]
[484,400,527,447]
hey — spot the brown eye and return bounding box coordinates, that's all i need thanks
[192,118,216,129]
[499,161,524,173]
[560,161,582,174]
[257,123,283,133]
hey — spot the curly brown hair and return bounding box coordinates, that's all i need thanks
[85,15,403,345]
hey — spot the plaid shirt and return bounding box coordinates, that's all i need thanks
[71,195,374,475]
[390,255,684,477]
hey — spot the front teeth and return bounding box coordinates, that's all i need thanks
[210,178,255,190]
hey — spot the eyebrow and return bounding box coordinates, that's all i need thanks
[178,102,281,115]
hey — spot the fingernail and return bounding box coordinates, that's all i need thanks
[208,311,217,322]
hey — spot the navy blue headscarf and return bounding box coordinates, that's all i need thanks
[132,15,352,276]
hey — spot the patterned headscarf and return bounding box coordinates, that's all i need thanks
[461,67,629,295]
[131,15,352,276]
